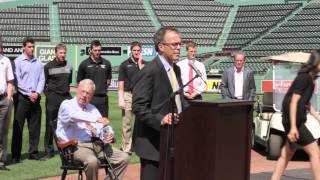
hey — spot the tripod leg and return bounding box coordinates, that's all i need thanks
[78,170,83,180]
[61,169,67,180]
[104,167,108,175]
[104,153,119,180]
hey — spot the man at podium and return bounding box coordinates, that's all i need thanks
[132,27,188,180]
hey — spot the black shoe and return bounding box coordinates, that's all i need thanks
[28,154,45,161]
[42,153,54,160]
[0,165,9,171]
[11,158,22,164]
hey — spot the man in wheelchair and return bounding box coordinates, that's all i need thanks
[56,79,129,180]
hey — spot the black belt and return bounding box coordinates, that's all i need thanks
[18,92,30,99]
[94,94,107,97]
[49,91,70,96]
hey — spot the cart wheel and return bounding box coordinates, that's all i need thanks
[267,133,283,160]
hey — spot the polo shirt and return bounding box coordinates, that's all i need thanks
[0,54,14,95]
[118,58,147,92]
[77,56,112,96]
[44,59,72,95]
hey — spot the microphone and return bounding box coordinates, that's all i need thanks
[188,61,206,83]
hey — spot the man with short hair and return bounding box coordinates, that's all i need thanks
[118,41,147,154]
[220,51,256,100]
[43,43,72,159]
[77,40,112,117]
[132,27,188,180]
[0,40,14,170]
[56,79,129,180]
[177,41,207,100]
[11,37,45,162]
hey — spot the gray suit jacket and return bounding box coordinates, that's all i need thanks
[220,67,256,100]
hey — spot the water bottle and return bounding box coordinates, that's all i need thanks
[101,126,114,143]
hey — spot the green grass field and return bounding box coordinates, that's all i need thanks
[0,92,220,180]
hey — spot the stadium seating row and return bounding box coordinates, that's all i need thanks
[0,4,50,43]
[224,3,301,49]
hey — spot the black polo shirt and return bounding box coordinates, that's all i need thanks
[77,56,112,96]
[44,59,72,95]
[118,58,147,92]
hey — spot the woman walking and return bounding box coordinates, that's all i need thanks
[271,50,320,180]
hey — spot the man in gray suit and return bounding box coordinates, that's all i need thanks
[220,51,256,100]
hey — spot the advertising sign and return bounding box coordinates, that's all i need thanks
[108,79,119,91]
[206,79,221,93]
[127,45,157,57]
[36,46,56,64]
[3,46,23,55]
[86,47,122,56]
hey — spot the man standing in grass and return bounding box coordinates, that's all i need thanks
[11,37,45,162]
[118,41,147,155]
[0,39,14,170]
[177,41,207,100]
[43,43,72,159]
[220,51,256,100]
[77,40,112,118]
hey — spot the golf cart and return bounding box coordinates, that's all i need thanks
[253,52,320,160]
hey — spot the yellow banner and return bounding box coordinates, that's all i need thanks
[206,79,221,93]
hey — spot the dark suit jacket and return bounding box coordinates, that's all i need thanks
[220,67,256,100]
[132,56,188,162]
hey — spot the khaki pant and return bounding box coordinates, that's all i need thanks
[121,92,133,153]
[0,98,12,165]
[73,142,129,180]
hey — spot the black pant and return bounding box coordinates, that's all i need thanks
[140,158,159,180]
[44,92,71,154]
[91,95,109,117]
[11,93,42,159]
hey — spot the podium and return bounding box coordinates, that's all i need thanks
[160,100,254,180]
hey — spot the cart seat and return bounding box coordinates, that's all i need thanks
[261,92,275,113]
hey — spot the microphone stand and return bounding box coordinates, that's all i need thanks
[165,73,200,180]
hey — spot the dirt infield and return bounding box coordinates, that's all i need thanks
[41,150,310,180]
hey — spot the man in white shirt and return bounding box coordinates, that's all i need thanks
[0,41,14,170]
[177,41,207,100]
[56,79,129,180]
[220,51,256,100]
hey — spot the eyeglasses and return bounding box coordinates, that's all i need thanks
[161,42,182,49]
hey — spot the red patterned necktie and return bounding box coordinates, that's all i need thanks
[188,65,194,94]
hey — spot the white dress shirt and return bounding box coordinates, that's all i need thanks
[0,54,14,94]
[234,67,244,99]
[177,59,207,94]
[159,55,177,86]
[56,97,110,143]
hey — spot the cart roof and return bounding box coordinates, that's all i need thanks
[261,52,310,63]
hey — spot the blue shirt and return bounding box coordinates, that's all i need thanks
[56,97,112,143]
[14,54,45,96]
